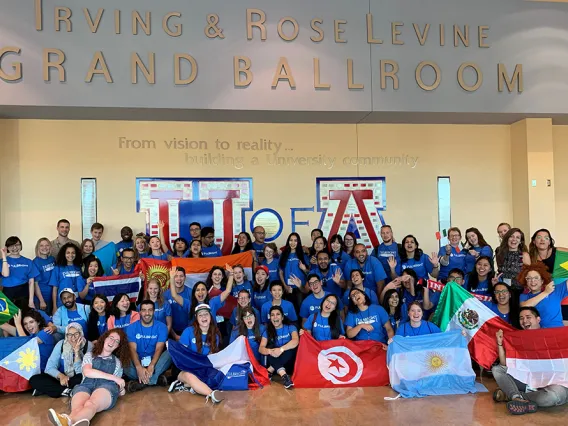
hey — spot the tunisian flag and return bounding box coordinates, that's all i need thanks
[504,327,568,389]
[292,333,389,388]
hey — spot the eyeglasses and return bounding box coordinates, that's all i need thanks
[325,300,338,306]
[254,231,266,235]
[66,332,81,339]
[122,256,134,260]
[308,280,320,286]
[448,277,463,283]
[107,336,120,345]
[242,314,255,320]
[536,236,550,241]
[494,289,509,295]
[525,276,542,282]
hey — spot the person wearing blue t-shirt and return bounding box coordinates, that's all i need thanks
[372,225,401,282]
[168,304,224,403]
[464,227,494,274]
[312,251,345,298]
[86,295,109,342]
[302,294,345,341]
[398,235,440,281]
[1,310,56,372]
[486,283,514,324]
[165,266,194,337]
[395,302,441,337]
[230,289,260,327]
[344,244,387,297]
[230,306,266,362]
[438,228,467,280]
[381,289,402,334]
[33,238,56,314]
[345,288,394,343]
[49,243,84,312]
[252,265,272,310]
[297,274,342,326]
[259,305,299,389]
[1,236,40,310]
[170,238,189,258]
[53,289,91,336]
[140,278,172,333]
[201,227,223,257]
[115,226,134,259]
[261,243,280,282]
[125,300,171,392]
[231,265,254,298]
[342,269,379,308]
[252,226,266,261]
[464,256,496,298]
[279,233,310,314]
[329,234,351,271]
[184,239,203,259]
[261,282,298,325]
[112,248,137,276]
[519,264,568,328]
[78,255,105,304]
[145,235,170,261]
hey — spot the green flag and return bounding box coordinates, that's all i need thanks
[0,291,19,325]
[552,250,568,279]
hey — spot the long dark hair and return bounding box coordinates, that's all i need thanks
[464,227,490,250]
[232,232,253,254]
[319,294,342,339]
[237,306,262,343]
[496,228,528,268]
[266,305,291,347]
[381,289,402,322]
[347,288,371,313]
[87,294,109,341]
[528,228,556,263]
[172,237,189,257]
[344,232,357,256]
[466,256,495,291]
[205,266,226,290]
[189,282,209,321]
[110,293,134,318]
[20,309,47,334]
[82,255,104,279]
[92,328,131,367]
[192,310,222,354]
[491,282,520,329]
[309,236,328,258]
[399,235,423,262]
[279,232,305,270]
[55,243,82,267]
[252,267,270,293]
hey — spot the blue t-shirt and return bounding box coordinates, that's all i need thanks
[330,250,351,271]
[345,304,390,343]
[464,246,494,274]
[387,313,400,334]
[188,295,224,323]
[230,325,266,361]
[146,253,169,261]
[232,281,254,298]
[486,302,510,324]
[401,254,434,281]
[201,245,222,258]
[463,276,492,298]
[261,259,280,282]
[252,286,272,311]
[314,264,344,297]
[66,308,88,335]
[119,265,135,275]
[33,256,55,301]
[304,312,345,341]
[300,292,342,319]
[342,287,379,307]
[49,265,84,307]
[280,252,309,287]
[164,286,192,333]
[519,280,568,328]
[252,242,265,259]
[115,241,133,258]
[395,321,441,337]
[260,300,298,324]
[180,326,220,355]
[126,320,168,359]
[261,324,297,348]
[230,306,260,326]
[35,330,56,372]
[3,256,39,288]
[372,242,400,281]
[438,246,467,280]
[96,315,107,335]
[113,313,134,329]
[138,300,172,326]
[344,257,387,292]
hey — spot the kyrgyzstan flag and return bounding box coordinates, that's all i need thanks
[291,333,389,388]
[504,326,568,389]
[135,258,172,293]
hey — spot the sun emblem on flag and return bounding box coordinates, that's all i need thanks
[458,308,480,330]
[16,347,38,372]
[147,265,170,290]
[425,352,447,373]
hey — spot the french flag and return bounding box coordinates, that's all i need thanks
[504,327,568,388]
[92,273,141,302]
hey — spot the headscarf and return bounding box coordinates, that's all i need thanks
[61,322,86,377]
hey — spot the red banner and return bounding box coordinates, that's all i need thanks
[292,333,389,388]
[427,280,492,302]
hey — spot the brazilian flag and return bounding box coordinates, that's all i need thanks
[0,291,18,325]
[552,250,568,279]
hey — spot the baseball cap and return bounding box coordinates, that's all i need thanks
[194,303,211,314]
[59,288,76,299]
[255,265,269,275]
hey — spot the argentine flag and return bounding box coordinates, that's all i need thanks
[387,331,478,398]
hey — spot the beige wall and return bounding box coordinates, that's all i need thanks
[553,126,568,246]
[0,119,514,257]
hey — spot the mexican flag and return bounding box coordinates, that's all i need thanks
[432,282,515,369]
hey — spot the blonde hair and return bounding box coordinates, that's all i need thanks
[35,237,52,257]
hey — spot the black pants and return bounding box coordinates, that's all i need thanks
[287,288,304,319]
[267,348,297,375]
[29,373,83,398]
[2,284,29,311]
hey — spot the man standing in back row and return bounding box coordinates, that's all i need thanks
[51,219,80,257]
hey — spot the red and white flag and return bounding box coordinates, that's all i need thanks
[504,327,568,389]
[292,333,389,388]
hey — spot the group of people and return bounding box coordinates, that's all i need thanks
[1,219,567,424]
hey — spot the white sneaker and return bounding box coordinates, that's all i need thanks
[168,380,183,393]
[205,390,224,404]
[61,388,72,397]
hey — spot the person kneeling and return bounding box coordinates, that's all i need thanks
[259,306,299,389]
[492,306,568,415]
[125,300,171,392]
[168,304,224,404]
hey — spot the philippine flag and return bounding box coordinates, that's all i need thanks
[0,337,41,392]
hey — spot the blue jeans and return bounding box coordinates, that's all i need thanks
[125,351,171,386]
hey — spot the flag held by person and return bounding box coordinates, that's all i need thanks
[503,326,568,389]
[168,335,269,390]
[432,281,515,369]
[0,290,19,326]
[387,331,478,398]
[92,273,141,302]
[291,333,389,388]
[172,251,254,287]
[136,258,172,292]
[93,242,118,275]
[0,336,41,392]
[551,251,568,307]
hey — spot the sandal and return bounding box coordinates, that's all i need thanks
[493,389,507,403]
